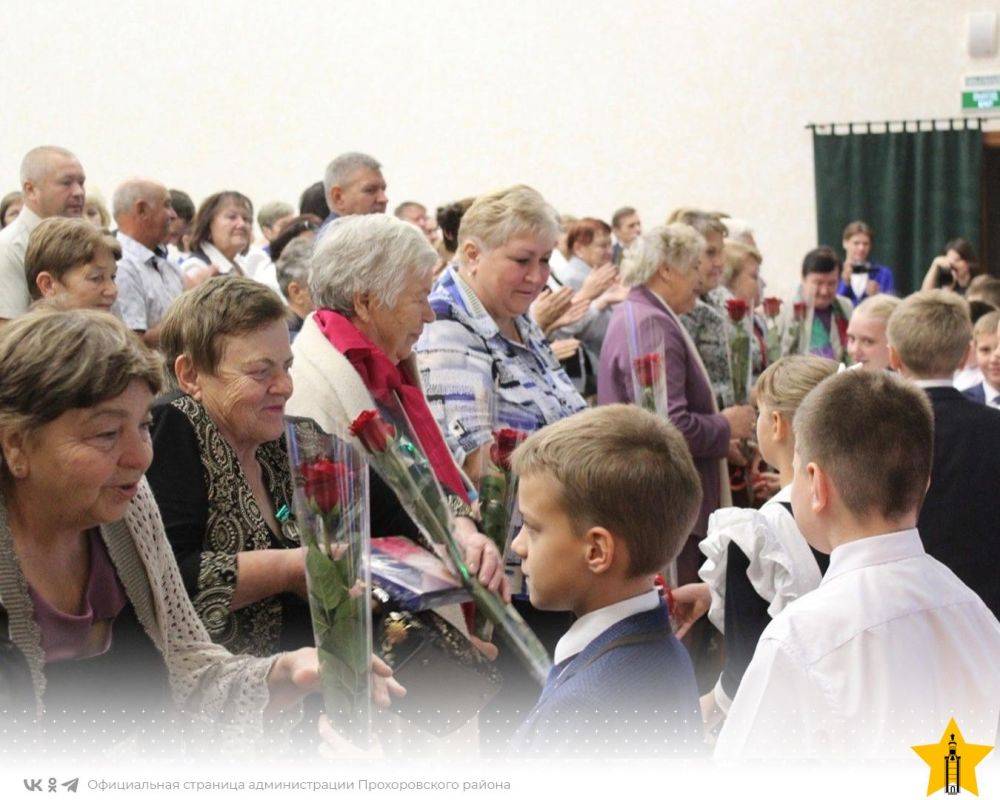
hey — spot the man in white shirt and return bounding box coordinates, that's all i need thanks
[112,178,181,348]
[0,146,86,321]
[716,369,1000,760]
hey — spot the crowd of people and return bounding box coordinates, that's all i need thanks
[0,144,998,760]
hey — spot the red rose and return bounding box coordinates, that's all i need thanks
[726,298,749,323]
[490,427,527,470]
[762,296,783,318]
[632,353,661,389]
[793,301,808,321]
[302,458,346,514]
[349,410,395,453]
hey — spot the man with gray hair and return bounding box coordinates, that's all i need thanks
[0,146,86,320]
[318,151,387,236]
[113,178,181,347]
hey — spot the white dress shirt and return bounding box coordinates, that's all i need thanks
[985,381,1000,407]
[715,528,1000,761]
[553,588,661,666]
[0,206,42,319]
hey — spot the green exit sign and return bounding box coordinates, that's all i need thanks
[963,90,1000,110]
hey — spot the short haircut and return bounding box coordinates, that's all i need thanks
[269,214,321,263]
[973,309,1000,338]
[967,275,1000,310]
[801,246,841,278]
[169,189,195,223]
[565,218,612,254]
[611,206,637,229]
[511,404,702,577]
[275,236,314,299]
[621,223,703,288]
[393,201,426,219]
[0,308,163,455]
[793,369,933,522]
[257,201,294,231]
[309,213,437,315]
[667,208,728,239]
[0,191,22,228]
[323,152,381,198]
[112,178,166,220]
[887,289,972,377]
[24,217,121,300]
[436,197,475,255]
[159,275,286,377]
[299,181,329,218]
[842,220,873,241]
[854,293,901,324]
[755,354,838,418]
[188,191,253,254]
[969,299,998,324]
[722,240,762,288]
[457,185,560,264]
[19,146,77,186]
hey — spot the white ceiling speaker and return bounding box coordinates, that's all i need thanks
[969,12,997,58]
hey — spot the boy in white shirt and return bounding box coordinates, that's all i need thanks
[715,369,1000,760]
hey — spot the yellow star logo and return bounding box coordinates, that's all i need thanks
[912,718,993,796]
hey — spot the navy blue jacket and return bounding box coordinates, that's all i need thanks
[509,602,702,757]
[962,382,987,404]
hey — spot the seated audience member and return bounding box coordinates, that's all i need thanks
[257,201,295,249]
[837,221,894,306]
[691,355,838,726]
[24,217,119,311]
[886,290,1000,617]
[112,178,182,348]
[179,191,254,283]
[966,274,1000,310]
[783,246,852,362]
[920,238,980,295]
[241,201,296,295]
[962,310,1000,406]
[716,369,1000,760]
[318,152,388,235]
[676,211,735,408]
[845,294,900,370]
[721,240,766,378]
[274,236,315,339]
[597,224,755,584]
[268,214,321,264]
[166,189,195,265]
[610,206,642,265]
[394,201,437,244]
[83,191,110,229]
[434,197,475,276]
[1,191,23,228]
[146,277,311,657]
[0,146,86,321]
[299,181,329,220]
[548,213,576,276]
[0,309,328,739]
[508,404,702,757]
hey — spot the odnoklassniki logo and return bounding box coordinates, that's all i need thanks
[912,719,993,796]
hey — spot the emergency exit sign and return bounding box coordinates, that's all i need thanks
[963,74,1000,112]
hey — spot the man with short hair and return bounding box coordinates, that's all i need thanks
[394,201,436,243]
[610,206,641,265]
[0,146,86,320]
[113,178,181,348]
[318,152,387,235]
[257,201,295,246]
[887,289,1000,617]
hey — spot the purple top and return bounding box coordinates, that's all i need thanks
[28,529,128,664]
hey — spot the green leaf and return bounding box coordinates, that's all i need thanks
[305,541,347,611]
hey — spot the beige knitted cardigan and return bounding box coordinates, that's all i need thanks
[0,478,280,730]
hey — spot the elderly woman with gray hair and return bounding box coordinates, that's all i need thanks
[286,213,506,596]
[596,224,756,587]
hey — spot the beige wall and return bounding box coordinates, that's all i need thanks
[1,0,997,293]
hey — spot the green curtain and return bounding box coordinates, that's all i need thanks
[813,123,982,296]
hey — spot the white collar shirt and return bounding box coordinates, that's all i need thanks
[114,232,184,331]
[0,206,43,319]
[715,528,1000,761]
[984,381,1000,408]
[553,588,661,666]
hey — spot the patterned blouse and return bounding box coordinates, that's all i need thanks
[682,288,735,409]
[146,394,304,658]
[415,267,587,458]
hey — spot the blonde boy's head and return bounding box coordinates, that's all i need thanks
[972,310,1000,389]
[886,290,971,378]
[793,369,932,527]
[511,405,701,578]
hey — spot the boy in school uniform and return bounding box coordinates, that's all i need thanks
[961,309,1000,406]
[715,369,1000,760]
[506,404,703,757]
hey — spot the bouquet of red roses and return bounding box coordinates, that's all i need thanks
[784,300,809,356]
[761,296,783,364]
[625,301,669,415]
[284,419,372,748]
[349,398,551,685]
[726,298,753,405]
